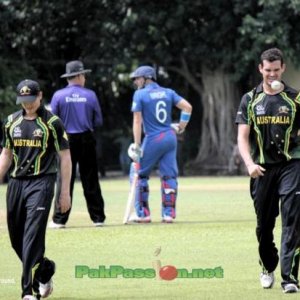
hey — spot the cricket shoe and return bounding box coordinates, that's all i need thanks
[282,283,299,293]
[128,213,151,223]
[162,215,174,223]
[22,296,37,300]
[260,271,275,289]
[94,222,105,227]
[39,278,53,298]
[48,221,65,229]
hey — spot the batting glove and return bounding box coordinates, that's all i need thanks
[171,123,185,134]
[128,143,142,162]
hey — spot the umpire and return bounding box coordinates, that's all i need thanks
[49,60,106,228]
[236,48,300,294]
[0,79,72,300]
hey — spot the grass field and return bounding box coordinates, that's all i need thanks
[0,175,297,300]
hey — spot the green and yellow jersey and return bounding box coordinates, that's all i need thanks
[236,83,300,164]
[2,105,69,178]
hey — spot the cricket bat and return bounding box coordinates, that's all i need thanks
[123,162,139,224]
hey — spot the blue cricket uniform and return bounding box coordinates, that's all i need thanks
[131,82,183,218]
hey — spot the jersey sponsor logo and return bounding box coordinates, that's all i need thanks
[36,207,45,211]
[255,105,265,115]
[33,128,43,137]
[150,91,166,99]
[13,127,22,138]
[13,139,42,147]
[256,115,290,125]
[278,106,289,114]
[65,93,87,103]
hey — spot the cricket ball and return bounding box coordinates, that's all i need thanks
[271,80,282,91]
[159,265,178,281]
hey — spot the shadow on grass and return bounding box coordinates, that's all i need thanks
[57,218,255,231]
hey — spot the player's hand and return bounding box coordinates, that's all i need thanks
[171,123,185,134]
[128,143,142,162]
[59,192,71,213]
[247,164,266,178]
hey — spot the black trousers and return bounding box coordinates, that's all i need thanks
[6,175,56,297]
[250,160,300,287]
[52,131,106,224]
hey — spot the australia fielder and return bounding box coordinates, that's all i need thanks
[128,66,192,223]
[0,79,72,300]
[236,48,300,293]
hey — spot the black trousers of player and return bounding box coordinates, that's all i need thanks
[52,131,106,224]
[250,160,300,287]
[6,175,56,297]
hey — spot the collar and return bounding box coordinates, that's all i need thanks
[144,82,159,89]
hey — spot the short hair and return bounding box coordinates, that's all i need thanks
[260,48,284,65]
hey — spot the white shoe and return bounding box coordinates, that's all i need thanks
[94,222,104,227]
[128,214,151,223]
[22,296,37,300]
[48,221,65,229]
[283,283,299,293]
[39,278,53,298]
[260,271,275,289]
[162,215,174,223]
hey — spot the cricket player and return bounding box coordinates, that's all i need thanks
[0,79,72,300]
[128,66,192,223]
[236,48,300,293]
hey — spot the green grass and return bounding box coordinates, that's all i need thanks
[0,176,296,299]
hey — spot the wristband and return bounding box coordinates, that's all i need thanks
[180,111,191,122]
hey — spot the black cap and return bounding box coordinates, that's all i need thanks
[60,60,91,78]
[16,79,40,104]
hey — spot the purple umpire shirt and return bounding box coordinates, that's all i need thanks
[51,84,103,134]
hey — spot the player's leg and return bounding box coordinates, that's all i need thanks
[278,160,300,292]
[250,168,279,288]
[160,176,177,222]
[158,131,178,222]
[132,135,159,220]
[6,178,26,261]
[22,175,56,298]
[78,131,106,224]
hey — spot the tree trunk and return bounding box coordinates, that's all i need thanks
[194,66,239,169]
[167,58,240,174]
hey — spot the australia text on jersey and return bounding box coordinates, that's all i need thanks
[13,139,42,147]
[256,115,290,125]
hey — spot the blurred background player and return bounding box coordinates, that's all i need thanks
[0,79,71,300]
[49,60,106,228]
[236,48,300,293]
[128,65,192,223]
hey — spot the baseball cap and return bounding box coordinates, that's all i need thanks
[16,79,40,104]
[60,60,91,78]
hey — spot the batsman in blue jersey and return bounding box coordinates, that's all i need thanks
[128,66,192,223]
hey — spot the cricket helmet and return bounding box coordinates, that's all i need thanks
[130,66,157,81]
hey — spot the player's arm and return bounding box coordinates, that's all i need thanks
[175,99,192,133]
[133,111,142,145]
[237,124,265,178]
[57,149,72,213]
[93,92,103,128]
[0,148,12,183]
[127,111,143,162]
